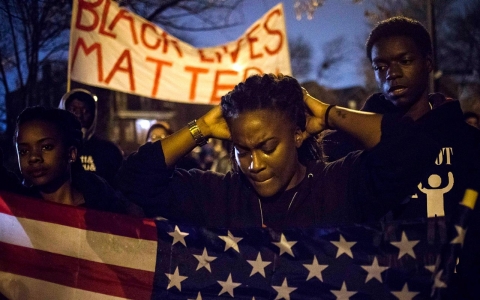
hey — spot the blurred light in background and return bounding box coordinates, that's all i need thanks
[135,119,156,143]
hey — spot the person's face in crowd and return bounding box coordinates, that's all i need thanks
[16,120,74,190]
[147,127,169,142]
[466,117,479,128]
[230,109,304,198]
[67,99,94,129]
[371,35,432,109]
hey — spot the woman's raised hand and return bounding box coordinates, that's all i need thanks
[198,105,231,141]
[302,88,330,138]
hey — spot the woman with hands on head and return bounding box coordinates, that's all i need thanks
[117,73,439,231]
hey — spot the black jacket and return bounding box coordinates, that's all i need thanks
[79,135,124,185]
[20,169,141,216]
[323,93,480,222]
[71,169,138,215]
[116,114,439,230]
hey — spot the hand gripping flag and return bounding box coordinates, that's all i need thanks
[0,190,474,299]
[431,188,478,299]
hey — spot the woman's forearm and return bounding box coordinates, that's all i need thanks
[160,106,230,168]
[327,106,382,149]
[160,126,199,168]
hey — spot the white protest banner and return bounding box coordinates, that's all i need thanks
[69,0,291,104]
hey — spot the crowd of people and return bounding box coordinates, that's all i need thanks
[1,16,480,298]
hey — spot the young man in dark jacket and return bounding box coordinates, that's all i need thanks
[59,89,124,186]
[324,16,480,222]
[321,16,480,298]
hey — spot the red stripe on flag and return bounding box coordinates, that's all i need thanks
[0,191,157,240]
[0,242,154,299]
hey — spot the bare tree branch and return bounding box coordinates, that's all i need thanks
[316,36,351,83]
[0,0,247,134]
[120,0,245,32]
[289,36,313,79]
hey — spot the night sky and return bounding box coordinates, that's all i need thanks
[189,0,370,88]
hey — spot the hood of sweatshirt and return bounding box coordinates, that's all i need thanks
[59,88,98,141]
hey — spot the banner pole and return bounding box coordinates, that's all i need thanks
[66,0,78,93]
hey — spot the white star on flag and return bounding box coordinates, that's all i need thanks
[217,273,241,297]
[193,248,217,272]
[272,278,297,300]
[303,256,328,281]
[188,291,202,300]
[168,225,189,246]
[450,225,467,245]
[391,283,419,300]
[331,234,356,258]
[390,231,419,259]
[165,266,188,291]
[361,257,389,283]
[272,234,297,257]
[330,281,357,299]
[433,269,447,289]
[247,252,271,277]
[425,265,436,273]
[218,230,243,252]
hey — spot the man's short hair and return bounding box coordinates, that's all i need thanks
[366,16,433,61]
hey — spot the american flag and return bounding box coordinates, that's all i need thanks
[0,190,473,299]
